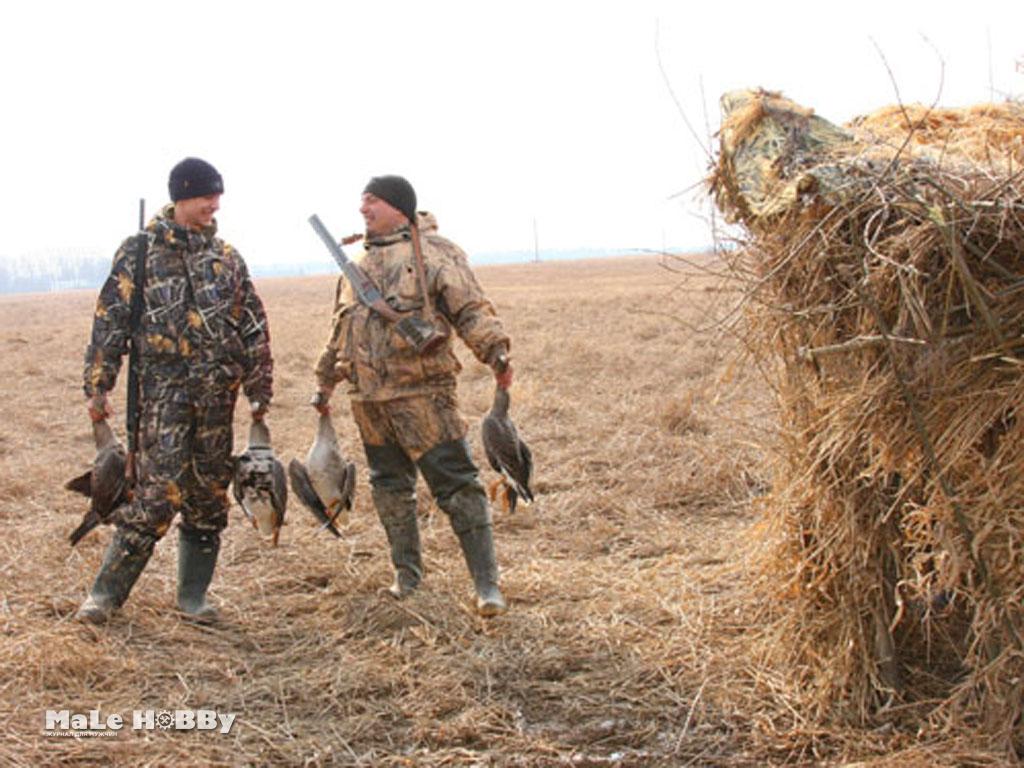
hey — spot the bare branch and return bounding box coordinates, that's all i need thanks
[654,18,712,163]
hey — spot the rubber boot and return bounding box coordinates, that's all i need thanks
[75,529,155,624]
[177,527,221,623]
[458,524,507,617]
[373,488,423,598]
[445,487,507,617]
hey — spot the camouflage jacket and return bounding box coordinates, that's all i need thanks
[315,212,509,402]
[84,204,273,406]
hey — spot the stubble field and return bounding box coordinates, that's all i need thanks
[0,255,1003,766]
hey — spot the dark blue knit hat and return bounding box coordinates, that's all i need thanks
[169,157,224,202]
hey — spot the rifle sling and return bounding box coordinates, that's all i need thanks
[125,233,147,453]
[409,223,435,319]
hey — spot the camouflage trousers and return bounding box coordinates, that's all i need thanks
[350,390,483,505]
[350,389,468,461]
[116,385,236,542]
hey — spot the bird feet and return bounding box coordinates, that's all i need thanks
[487,479,511,513]
[326,501,350,530]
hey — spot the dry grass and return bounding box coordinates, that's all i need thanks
[709,88,1024,759]
[0,255,1007,765]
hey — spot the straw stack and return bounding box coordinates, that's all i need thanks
[709,88,1024,748]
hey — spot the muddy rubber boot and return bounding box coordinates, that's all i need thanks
[457,523,507,617]
[177,527,221,623]
[442,486,506,617]
[75,529,155,624]
[373,488,423,598]
[415,440,505,615]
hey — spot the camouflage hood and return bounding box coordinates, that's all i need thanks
[417,211,439,234]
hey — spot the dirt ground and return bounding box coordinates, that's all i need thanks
[0,255,1006,766]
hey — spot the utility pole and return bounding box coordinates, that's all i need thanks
[533,218,540,263]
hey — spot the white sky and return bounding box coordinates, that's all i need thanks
[1,0,1021,269]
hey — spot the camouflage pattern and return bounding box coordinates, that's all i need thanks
[85,203,273,406]
[316,211,510,604]
[351,389,468,461]
[116,391,236,536]
[83,204,273,538]
[315,212,509,402]
[710,89,855,230]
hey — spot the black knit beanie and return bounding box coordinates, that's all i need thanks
[363,175,416,223]
[168,157,224,202]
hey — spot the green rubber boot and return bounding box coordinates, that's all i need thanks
[445,487,507,617]
[75,529,155,624]
[373,488,423,598]
[177,527,221,623]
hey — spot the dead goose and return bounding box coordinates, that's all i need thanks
[481,385,534,514]
[65,418,130,546]
[288,409,355,537]
[232,420,288,546]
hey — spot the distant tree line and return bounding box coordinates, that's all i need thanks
[0,253,111,294]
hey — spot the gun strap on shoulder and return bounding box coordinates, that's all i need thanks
[409,223,435,319]
[125,232,148,453]
[128,233,148,329]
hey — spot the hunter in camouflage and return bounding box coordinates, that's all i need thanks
[314,175,514,616]
[76,157,273,624]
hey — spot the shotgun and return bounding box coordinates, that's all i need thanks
[308,214,445,354]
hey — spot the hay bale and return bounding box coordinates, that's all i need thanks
[709,88,1024,749]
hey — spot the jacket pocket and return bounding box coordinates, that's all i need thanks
[396,263,423,301]
[335,305,358,382]
[421,346,460,380]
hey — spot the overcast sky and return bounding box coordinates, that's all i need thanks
[1,0,1021,270]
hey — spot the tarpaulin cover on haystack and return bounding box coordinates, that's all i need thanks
[709,88,1024,748]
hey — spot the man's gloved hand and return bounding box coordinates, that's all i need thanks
[493,352,514,390]
[87,393,111,423]
[310,386,333,416]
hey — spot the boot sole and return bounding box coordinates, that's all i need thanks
[75,597,115,624]
[387,579,420,600]
[179,605,220,624]
[477,600,507,617]
[75,608,114,624]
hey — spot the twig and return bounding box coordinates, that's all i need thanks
[854,277,1019,655]
[654,19,712,164]
[797,335,926,361]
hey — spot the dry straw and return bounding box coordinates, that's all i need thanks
[709,88,1024,750]
[2,260,799,766]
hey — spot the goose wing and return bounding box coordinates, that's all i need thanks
[481,412,508,475]
[271,456,288,524]
[339,461,356,511]
[483,413,531,497]
[512,437,535,503]
[90,443,128,520]
[232,450,259,524]
[66,441,130,547]
[65,470,92,497]
[287,458,342,538]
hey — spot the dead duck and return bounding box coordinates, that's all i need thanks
[288,409,355,537]
[65,418,130,546]
[481,385,534,513]
[232,420,288,546]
